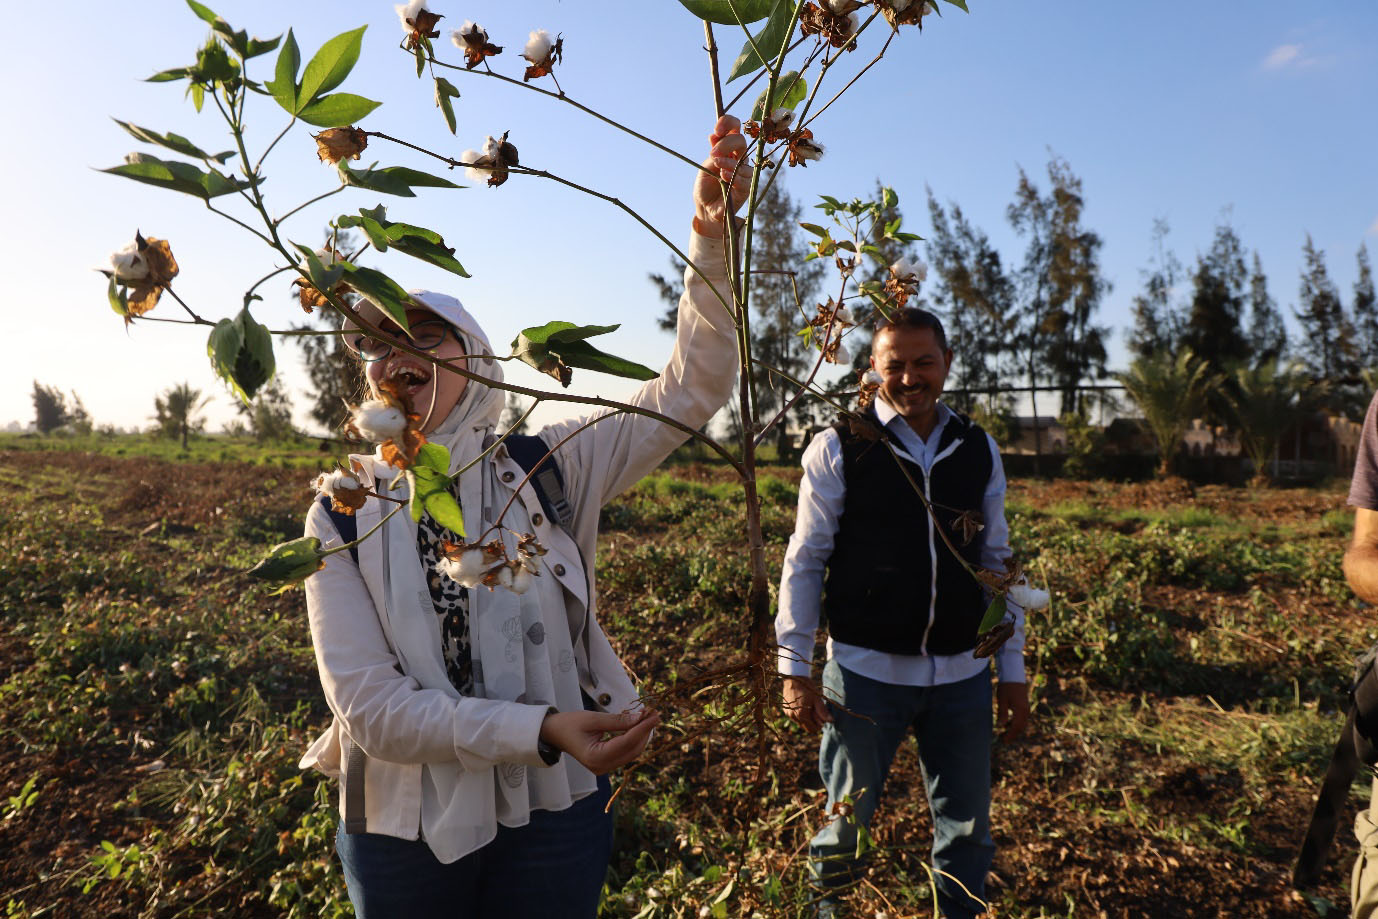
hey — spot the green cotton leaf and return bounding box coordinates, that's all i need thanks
[415,442,451,476]
[185,0,221,27]
[338,264,414,331]
[101,153,251,200]
[511,322,657,386]
[107,276,129,319]
[435,77,460,135]
[750,71,807,120]
[264,28,300,115]
[146,67,192,83]
[112,119,236,163]
[798,222,828,238]
[298,25,368,107]
[727,0,799,82]
[337,207,469,277]
[293,244,345,296]
[247,535,327,592]
[190,82,205,112]
[409,468,464,536]
[942,0,968,10]
[337,161,460,198]
[675,0,774,25]
[244,35,282,59]
[297,93,381,128]
[977,595,1007,635]
[207,308,275,404]
[881,186,898,210]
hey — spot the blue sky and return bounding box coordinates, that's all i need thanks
[4,1,1375,434]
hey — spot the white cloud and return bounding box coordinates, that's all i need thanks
[1262,43,1301,70]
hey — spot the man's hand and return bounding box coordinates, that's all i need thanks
[692,115,752,239]
[782,675,833,733]
[1345,508,1378,605]
[539,708,660,775]
[996,681,1029,742]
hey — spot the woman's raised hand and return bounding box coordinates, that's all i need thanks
[538,708,661,775]
[692,114,752,239]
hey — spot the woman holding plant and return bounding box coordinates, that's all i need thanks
[299,116,749,917]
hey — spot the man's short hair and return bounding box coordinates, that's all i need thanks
[874,307,948,351]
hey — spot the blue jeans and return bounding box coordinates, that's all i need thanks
[811,660,994,918]
[335,775,614,919]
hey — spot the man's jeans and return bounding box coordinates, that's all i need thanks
[335,775,614,919]
[810,659,995,918]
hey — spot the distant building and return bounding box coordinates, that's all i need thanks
[1182,419,1241,458]
[1270,411,1362,480]
[1005,416,1067,455]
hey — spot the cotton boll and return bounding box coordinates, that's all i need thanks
[350,400,408,442]
[459,149,491,183]
[109,243,149,283]
[509,565,534,595]
[394,0,426,31]
[1007,583,1050,611]
[522,29,554,64]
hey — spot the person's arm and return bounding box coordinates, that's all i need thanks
[1346,508,1378,605]
[978,433,1029,741]
[537,117,750,518]
[777,430,844,733]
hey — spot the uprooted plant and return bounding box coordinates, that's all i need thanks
[100,0,1048,832]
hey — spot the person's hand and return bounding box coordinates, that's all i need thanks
[995,681,1029,742]
[692,114,752,239]
[538,708,660,775]
[782,676,833,733]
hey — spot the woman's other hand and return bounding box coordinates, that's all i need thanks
[692,115,752,239]
[538,708,661,774]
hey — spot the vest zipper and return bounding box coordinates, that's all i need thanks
[919,437,964,655]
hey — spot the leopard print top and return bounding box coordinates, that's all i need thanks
[414,487,474,696]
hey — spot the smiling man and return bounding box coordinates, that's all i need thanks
[776,307,1028,918]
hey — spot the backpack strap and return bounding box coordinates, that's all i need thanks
[317,494,360,564]
[503,434,574,531]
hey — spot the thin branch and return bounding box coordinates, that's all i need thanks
[244,265,294,307]
[276,184,346,225]
[724,34,812,112]
[428,56,704,172]
[205,201,274,246]
[800,21,896,130]
[254,116,298,175]
[160,285,208,324]
[361,130,736,326]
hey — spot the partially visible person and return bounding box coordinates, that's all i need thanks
[1344,391,1378,917]
[776,307,1028,918]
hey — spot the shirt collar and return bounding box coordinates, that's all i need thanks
[874,394,951,437]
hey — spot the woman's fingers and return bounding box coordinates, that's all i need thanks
[581,710,659,773]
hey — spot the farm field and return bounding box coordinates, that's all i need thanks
[0,447,1368,917]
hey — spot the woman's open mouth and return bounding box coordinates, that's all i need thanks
[386,363,433,401]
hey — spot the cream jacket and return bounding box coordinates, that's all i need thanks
[299,232,736,843]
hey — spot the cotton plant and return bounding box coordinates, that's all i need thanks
[98,0,1043,767]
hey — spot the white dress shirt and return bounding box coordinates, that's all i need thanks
[776,398,1026,686]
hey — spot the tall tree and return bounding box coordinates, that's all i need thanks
[1127,219,1185,361]
[1115,349,1219,478]
[235,376,297,442]
[153,382,210,450]
[1354,243,1378,371]
[1293,234,1357,393]
[31,382,68,434]
[1181,219,1250,376]
[925,190,1015,411]
[1225,360,1317,486]
[1007,156,1111,471]
[1245,252,1287,366]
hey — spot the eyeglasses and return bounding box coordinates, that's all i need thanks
[344,319,454,362]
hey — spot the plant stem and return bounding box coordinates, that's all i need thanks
[429,56,704,172]
[321,505,404,557]
[276,184,346,225]
[243,265,293,307]
[451,399,541,478]
[705,22,725,118]
[161,286,208,324]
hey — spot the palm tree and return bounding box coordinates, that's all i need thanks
[1114,348,1218,477]
[1226,360,1319,487]
[153,383,211,450]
